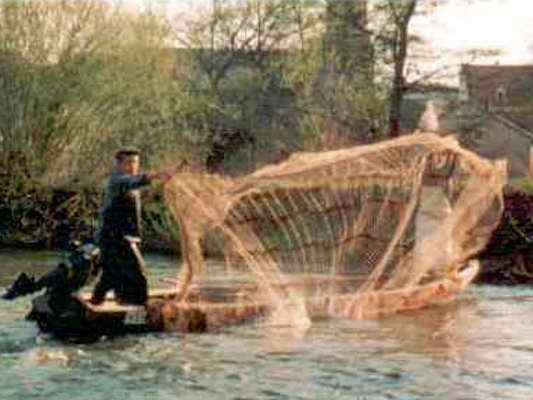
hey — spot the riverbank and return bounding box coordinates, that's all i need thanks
[476,179,533,285]
[0,178,178,254]
[3,176,533,285]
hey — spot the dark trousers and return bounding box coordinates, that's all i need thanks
[91,241,147,305]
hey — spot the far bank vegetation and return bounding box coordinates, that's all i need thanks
[0,0,436,251]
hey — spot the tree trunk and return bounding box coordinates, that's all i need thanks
[387,0,417,137]
[205,126,254,174]
[323,0,371,78]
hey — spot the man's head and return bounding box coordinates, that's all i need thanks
[114,148,141,176]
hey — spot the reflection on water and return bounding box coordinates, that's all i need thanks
[1,251,533,399]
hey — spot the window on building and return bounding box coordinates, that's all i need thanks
[496,85,506,104]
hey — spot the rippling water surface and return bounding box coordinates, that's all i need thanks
[1,250,533,400]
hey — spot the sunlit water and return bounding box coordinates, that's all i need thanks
[1,250,533,400]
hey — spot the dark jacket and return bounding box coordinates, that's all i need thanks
[96,172,151,246]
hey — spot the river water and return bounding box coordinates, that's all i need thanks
[1,250,533,400]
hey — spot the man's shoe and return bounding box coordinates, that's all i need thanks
[2,273,36,300]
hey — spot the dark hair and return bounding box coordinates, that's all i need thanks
[114,148,141,161]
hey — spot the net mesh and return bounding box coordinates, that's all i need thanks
[163,133,505,324]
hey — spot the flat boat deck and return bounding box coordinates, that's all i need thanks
[65,261,479,335]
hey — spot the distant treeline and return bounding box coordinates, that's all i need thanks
[0,0,435,250]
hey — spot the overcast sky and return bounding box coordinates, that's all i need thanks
[412,0,533,63]
[125,0,533,84]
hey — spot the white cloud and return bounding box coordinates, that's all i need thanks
[413,0,533,63]
[407,0,533,85]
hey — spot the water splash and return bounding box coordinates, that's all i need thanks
[25,348,72,367]
[163,133,505,329]
[419,101,440,132]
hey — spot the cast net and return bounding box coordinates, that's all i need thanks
[163,133,505,326]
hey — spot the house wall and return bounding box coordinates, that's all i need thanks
[435,96,532,178]
[468,115,530,177]
[458,73,468,102]
[441,67,533,178]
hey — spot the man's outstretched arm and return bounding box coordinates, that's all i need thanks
[114,169,176,192]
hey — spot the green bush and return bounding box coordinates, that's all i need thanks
[509,178,533,195]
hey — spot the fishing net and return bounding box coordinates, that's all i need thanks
[163,133,505,327]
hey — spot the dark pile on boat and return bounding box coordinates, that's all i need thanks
[477,188,533,285]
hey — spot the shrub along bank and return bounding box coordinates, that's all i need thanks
[0,177,179,255]
[476,180,533,284]
[4,174,533,285]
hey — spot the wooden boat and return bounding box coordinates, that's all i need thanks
[26,260,479,341]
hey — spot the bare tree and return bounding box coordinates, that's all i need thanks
[0,0,181,184]
[323,0,372,80]
[373,0,418,137]
[175,0,320,172]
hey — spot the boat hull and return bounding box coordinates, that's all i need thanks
[26,261,479,341]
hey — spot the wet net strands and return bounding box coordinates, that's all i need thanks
[163,133,505,327]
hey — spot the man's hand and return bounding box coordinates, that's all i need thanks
[147,166,177,183]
